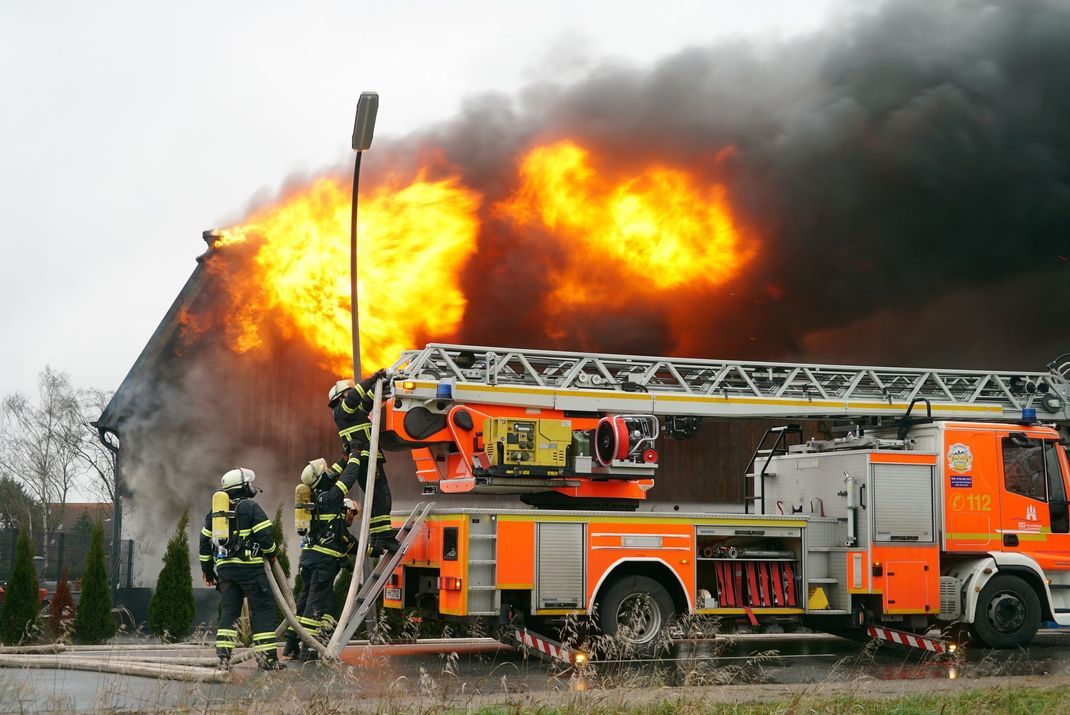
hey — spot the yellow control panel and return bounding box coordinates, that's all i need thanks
[484,418,571,468]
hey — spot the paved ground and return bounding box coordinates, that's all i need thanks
[4,631,1070,712]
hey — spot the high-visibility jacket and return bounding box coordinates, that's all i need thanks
[199,497,276,573]
[332,374,383,460]
[299,456,361,560]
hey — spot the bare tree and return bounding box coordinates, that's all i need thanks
[70,388,117,504]
[0,367,86,567]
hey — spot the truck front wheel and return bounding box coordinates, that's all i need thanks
[597,575,675,655]
[970,574,1040,649]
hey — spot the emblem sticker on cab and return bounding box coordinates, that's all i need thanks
[947,443,973,473]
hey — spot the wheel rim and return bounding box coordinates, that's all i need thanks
[615,593,662,646]
[987,590,1027,634]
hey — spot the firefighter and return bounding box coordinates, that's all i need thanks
[328,369,399,553]
[198,467,284,671]
[282,456,363,661]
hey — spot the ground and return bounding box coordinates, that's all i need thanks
[4,631,1070,712]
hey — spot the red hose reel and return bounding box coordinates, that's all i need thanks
[594,415,659,466]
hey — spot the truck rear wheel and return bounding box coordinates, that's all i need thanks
[970,574,1040,649]
[597,575,675,655]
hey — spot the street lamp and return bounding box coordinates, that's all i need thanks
[350,92,379,379]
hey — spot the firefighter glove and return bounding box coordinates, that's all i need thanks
[202,565,216,586]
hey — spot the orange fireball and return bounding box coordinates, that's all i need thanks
[217,173,481,376]
[495,140,756,339]
[499,141,755,289]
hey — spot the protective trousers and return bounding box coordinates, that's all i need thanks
[286,558,341,648]
[216,567,278,660]
[355,460,394,539]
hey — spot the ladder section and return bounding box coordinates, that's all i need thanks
[743,425,802,514]
[328,502,433,655]
[390,343,1070,422]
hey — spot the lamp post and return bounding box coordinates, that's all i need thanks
[350,92,379,379]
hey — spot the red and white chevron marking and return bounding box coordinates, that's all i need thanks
[514,628,583,664]
[866,625,949,654]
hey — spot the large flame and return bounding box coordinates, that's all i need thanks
[211,140,756,374]
[217,174,481,375]
[498,141,753,289]
[495,141,756,341]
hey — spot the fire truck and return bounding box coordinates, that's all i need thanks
[360,345,1070,654]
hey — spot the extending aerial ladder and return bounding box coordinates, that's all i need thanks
[381,344,1070,503]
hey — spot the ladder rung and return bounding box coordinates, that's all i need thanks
[467,585,497,591]
[469,534,497,540]
[468,560,496,566]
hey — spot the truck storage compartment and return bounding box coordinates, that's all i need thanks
[695,525,802,610]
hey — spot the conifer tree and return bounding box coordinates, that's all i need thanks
[271,504,291,623]
[48,565,75,641]
[271,504,290,578]
[73,521,116,644]
[0,530,40,645]
[332,569,351,619]
[148,509,195,642]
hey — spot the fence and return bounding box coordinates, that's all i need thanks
[0,527,134,589]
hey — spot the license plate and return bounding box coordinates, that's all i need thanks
[384,587,402,601]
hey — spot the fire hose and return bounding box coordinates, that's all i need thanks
[0,654,231,682]
[262,558,329,659]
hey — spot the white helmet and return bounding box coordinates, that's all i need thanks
[301,458,329,489]
[221,467,256,491]
[328,379,354,406]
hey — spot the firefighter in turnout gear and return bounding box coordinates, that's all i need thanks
[328,369,399,553]
[283,457,362,660]
[199,467,284,671]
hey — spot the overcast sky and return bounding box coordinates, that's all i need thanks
[0,1,839,399]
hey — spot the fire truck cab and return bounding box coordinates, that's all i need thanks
[758,420,1070,648]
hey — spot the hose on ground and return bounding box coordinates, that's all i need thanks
[0,654,229,682]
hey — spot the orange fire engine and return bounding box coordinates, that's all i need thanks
[369,345,1070,651]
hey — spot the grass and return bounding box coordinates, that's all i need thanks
[4,607,1069,713]
[446,685,1070,714]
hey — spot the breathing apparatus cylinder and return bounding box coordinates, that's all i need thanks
[210,490,232,545]
[295,483,313,536]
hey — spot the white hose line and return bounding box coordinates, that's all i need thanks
[0,643,65,654]
[62,650,255,667]
[262,561,328,659]
[0,654,230,683]
[60,643,207,651]
[272,557,299,639]
[327,379,383,658]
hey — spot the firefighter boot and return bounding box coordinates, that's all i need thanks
[371,533,400,554]
[282,636,301,660]
[256,652,286,671]
[215,648,231,671]
[299,645,320,662]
